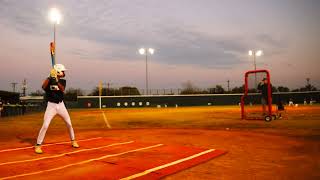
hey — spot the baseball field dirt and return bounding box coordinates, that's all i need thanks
[0,105,319,179]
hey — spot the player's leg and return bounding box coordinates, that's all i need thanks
[261,97,267,115]
[35,102,57,153]
[57,101,79,148]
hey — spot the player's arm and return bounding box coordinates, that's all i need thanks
[257,82,262,90]
[57,81,65,92]
[42,78,50,90]
[57,79,66,92]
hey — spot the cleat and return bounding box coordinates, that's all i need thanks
[71,140,79,148]
[34,145,43,154]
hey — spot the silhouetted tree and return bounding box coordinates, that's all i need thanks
[208,85,225,94]
[119,87,140,95]
[302,84,317,91]
[90,87,102,96]
[89,86,140,96]
[277,86,290,92]
[64,88,84,101]
[291,85,318,92]
[181,81,198,94]
[66,88,84,96]
[272,86,278,93]
[231,85,245,93]
[291,88,300,92]
[29,90,44,96]
[89,87,107,96]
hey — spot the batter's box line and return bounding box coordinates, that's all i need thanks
[0,144,164,180]
[0,141,134,166]
[0,137,103,153]
[120,149,218,180]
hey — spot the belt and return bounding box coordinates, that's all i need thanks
[48,100,63,104]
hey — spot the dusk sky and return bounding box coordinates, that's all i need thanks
[0,0,319,93]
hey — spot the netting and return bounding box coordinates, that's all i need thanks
[242,71,271,119]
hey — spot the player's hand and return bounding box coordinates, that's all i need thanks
[49,69,58,82]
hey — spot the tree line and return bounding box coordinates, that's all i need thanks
[180,80,318,94]
[29,81,318,96]
[29,87,140,98]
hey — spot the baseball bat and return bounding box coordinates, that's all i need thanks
[50,42,55,67]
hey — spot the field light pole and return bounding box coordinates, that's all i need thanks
[248,50,263,71]
[249,50,263,87]
[49,8,61,63]
[139,48,154,95]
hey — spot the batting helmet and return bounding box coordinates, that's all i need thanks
[54,64,67,72]
[54,64,67,76]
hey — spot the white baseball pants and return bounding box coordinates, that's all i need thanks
[37,101,75,145]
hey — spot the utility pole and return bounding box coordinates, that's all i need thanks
[105,82,113,96]
[22,79,27,96]
[227,80,230,92]
[99,81,102,109]
[107,82,112,90]
[306,78,311,91]
[11,82,18,93]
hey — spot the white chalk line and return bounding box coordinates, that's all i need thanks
[101,111,111,129]
[0,137,103,153]
[120,149,215,180]
[0,141,134,166]
[1,144,163,180]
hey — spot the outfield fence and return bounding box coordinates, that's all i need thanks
[21,91,320,108]
[1,91,318,118]
[0,104,44,118]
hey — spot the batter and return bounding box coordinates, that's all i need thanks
[35,64,79,154]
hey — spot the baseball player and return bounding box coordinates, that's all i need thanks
[35,64,79,154]
[257,77,272,114]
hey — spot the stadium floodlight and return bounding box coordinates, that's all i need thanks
[148,48,155,55]
[139,48,146,55]
[49,8,62,65]
[249,49,263,87]
[139,47,155,95]
[49,8,61,24]
[256,50,263,56]
[248,49,263,70]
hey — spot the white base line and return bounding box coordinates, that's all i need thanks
[0,141,134,166]
[0,137,103,153]
[120,149,215,180]
[101,111,111,129]
[1,144,163,180]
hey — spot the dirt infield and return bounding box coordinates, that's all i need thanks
[0,136,226,179]
[0,105,319,179]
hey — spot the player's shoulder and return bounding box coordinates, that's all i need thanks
[59,78,66,83]
[59,78,67,87]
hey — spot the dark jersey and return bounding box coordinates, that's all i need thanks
[257,82,272,100]
[44,78,66,103]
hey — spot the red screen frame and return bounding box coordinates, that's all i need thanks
[241,69,272,120]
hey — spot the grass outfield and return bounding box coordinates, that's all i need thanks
[2,105,319,134]
[0,105,319,179]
